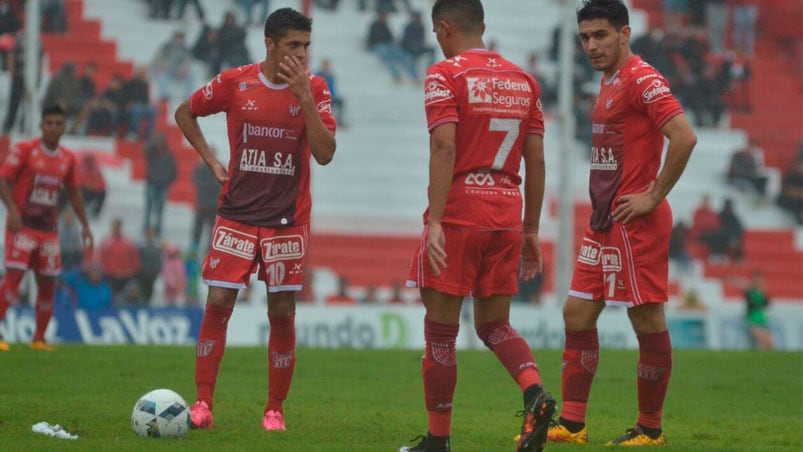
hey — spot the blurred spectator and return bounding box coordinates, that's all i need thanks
[525,52,555,108]
[136,226,163,303]
[235,0,270,26]
[630,26,671,75]
[174,0,205,21]
[720,51,751,111]
[718,198,744,262]
[676,288,707,311]
[704,0,727,55]
[86,74,127,136]
[99,218,141,301]
[366,11,416,83]
[0,0,21,60]
[688,63,725,127]
[152,31,195,103]
[217,11,250,69]
[41,0,67,33]
[669,221,693,275]
[184,247,200,305]
[314,58,347,126]
[61,264,113,310]
[76,154,106,218]
[514,271,544,305]
[690,194,722,258]
[42,62,83,123]
[400,11,435,81]
[297,270,315,303]
[325,276,356,304]
[360,286,379,304]
[191,158,221,251]
[387,280,405,304]
[125,67,158,140]
[744,271,773,349]
[59,209,85,273]
[71,62,99,134]
[731,0,757,57]
[777,152,803,225]
[375,0,413,14]
[120,278,146,306]
[143,132,177,236]
[664,0,689,30]
[2,31,23,134]
[161,243,187,305]
[191,22,222,77]
[148,0,173,19]
[727,138,768,197]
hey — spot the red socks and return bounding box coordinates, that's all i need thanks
[266,314,296,413]
[0,270,24,323]
[636,331,672,429]
[477,321,541,391]
[422,318,459,437]
[32,282,55,342]
[195,303,233,409]
[560,329,599,424]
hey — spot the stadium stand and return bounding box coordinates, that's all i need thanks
[1,0,798,305]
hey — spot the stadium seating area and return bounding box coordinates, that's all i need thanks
[0,0,799,305]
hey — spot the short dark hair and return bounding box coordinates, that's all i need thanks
[577,0,629,29]
[432,0,484,35]
[41,104,66,119]
[264,7,312,42]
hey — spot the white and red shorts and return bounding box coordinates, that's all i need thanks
[570,201,672,307]
[407,225,520,298]
[202,216,309,293]
[4,227,61,276]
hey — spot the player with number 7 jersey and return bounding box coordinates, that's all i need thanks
[420,52,545,230]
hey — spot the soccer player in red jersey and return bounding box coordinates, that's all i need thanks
[547,0,697,446]
[0,105,94,352]
[174,8,336,431]
[400,1,554,451]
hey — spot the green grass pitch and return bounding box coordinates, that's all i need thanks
[0,346,800,451]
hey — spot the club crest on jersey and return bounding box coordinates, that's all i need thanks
[260,235,304,263]
[289,104,301,116]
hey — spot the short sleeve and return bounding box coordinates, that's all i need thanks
[312,75,337,134]
[630,69,683,129]
[424,65,459,132]
[0,144,26,180]
[189,72,230,117]
[526,73,545,136]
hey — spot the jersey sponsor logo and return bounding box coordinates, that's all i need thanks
[637,362,666,381]
[289,104,301,116]
[590,146,618,171]
[642,79,672,104]
[448,55,467,68]
[592,123,606,134]
[260,234,304,263]
[212,226,257,259]
[29,187,59,206]
[601,246,622,272]
[426,72,448,82]
[424,81,453,105]
[316,100,332,113]
[239,149,296,176]
[203,81,213,99]
[467,77,532,108]
[40,240,60,256]
[486,57,501,68]
[242,122,293,143]
[464,172,495,186]
[577,238,601,266]
[636,73,659,84]
[12,233,37,252]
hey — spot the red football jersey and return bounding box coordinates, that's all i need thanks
[0,138,77,231]
[588,55,683,231]
[189,63,336,228]
[423,49,545,230]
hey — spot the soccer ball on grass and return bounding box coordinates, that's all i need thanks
[131,388,190,438]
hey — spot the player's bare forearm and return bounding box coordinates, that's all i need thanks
[301,99,336,165]
[651,113,697,201]
[0,177,19,218]
[522,134,545,233]
[427,124,456,225]
[175,102,215,167]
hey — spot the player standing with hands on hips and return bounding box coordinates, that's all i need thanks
[547,0,697,446]
[0,105,94,352]
[174,8,336,431]
[401,1,555,451]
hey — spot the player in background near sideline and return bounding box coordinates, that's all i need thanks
[547,0,697,446]
[174,8,336,431]
[400,1,554,451]
[0,105,94,352]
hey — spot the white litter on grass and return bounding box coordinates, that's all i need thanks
[32,421,79,439]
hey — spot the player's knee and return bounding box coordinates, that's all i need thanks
[476,321,517,350]
[0,269,25,304]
